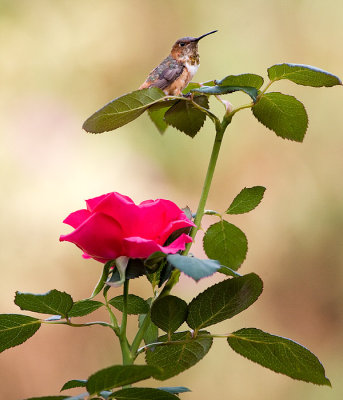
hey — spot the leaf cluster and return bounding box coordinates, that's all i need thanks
[1,267,330,400]
[82,63,341,142]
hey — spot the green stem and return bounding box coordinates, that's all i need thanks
[258,79,275,97]
[229,102,254,118]
[42,320,112,328]
[120,280,129,337]
[158,266,181,298]
[119,280,133,366]
[130,311,151,360]
[184,118,229,255]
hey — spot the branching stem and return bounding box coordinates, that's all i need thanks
[259,79,275,96]
[42,320,111,328]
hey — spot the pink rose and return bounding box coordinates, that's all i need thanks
[60,192,194,263]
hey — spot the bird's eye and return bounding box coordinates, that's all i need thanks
[179,42,185,47]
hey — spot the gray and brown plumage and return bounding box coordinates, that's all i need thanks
[139,30,217,96]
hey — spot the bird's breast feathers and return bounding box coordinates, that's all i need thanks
[185,61,199,80]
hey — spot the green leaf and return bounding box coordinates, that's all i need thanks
[187,274,263,331]
[182,82,201,93]
[89,261,113,299]
[268,63,342,87]
[164,96,209,137]
[226,186,266,214]
[147,268,163,289]
[146,99,179,134]
[183,81,216,94]
[109,295,149,315]
[202,80,216,86]
[158,262,174,288]
[151,295,188,334]
[158,387,191,394]
[217,266,241,277]
[252,92,308,142]
[110,388,179,400]
[227,328,331,386]
[68,300,103,318]
[191,85,258,102]
[0,314,41,353]
[146,99,178,110]
[148,106,169,134]
[14,290,73,318]
[138,313,159,345]
[145,253,170,288]
[144,251,167,270]
[166,254,220,281]
[146,331,213,380]
[61,379,87,391]
[86,365,160,395]
[82,88,167,133]
[217,73,264,89]
[203,221,248,270]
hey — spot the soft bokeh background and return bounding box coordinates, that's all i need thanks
[0,0,342,399]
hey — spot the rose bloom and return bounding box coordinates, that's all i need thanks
[60,192,194,263]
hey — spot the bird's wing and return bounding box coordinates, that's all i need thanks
[146,60,184,90]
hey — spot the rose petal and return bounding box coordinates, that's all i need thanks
[161,233,193,253]
[123,233,192,259]
[86,192,134,213]
[158,218,195,245]
[60,212,124,261]
[132,199,191,240]
[63,209,91,229]
[88,192,139,234]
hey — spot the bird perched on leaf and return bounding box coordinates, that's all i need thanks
[139,30,217,96]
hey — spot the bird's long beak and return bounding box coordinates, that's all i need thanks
[194,30,218,42]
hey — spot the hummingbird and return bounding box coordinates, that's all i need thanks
[139,30,217,96]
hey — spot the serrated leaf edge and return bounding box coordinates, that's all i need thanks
[226,186,266,214]
[164,99,207,137]
[252,92,309,142]
[202,221,248,270]
[227,328,331,386]
[268,63,342,87]
[187,274,262,330]
[14,290,73,317]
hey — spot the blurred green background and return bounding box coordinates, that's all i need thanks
[0,0,342,399]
